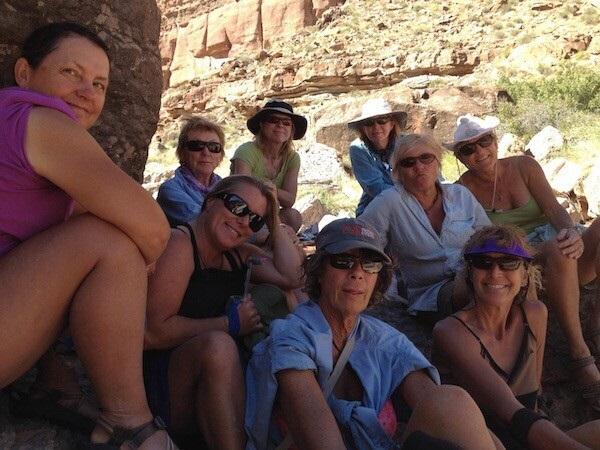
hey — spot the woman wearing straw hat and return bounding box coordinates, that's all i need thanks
[449,114,600,412]
[347,98,407,216]
[231,99,307,232]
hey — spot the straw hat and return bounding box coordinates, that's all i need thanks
[446,114,500,151]
[347,98,407,129]
[246,99,307,140]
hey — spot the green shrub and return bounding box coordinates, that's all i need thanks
[496,63,600,167]
[499,64,600,113]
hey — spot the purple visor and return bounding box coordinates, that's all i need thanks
[464,239,533,261]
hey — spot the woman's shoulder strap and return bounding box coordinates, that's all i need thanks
[176,222,201,269]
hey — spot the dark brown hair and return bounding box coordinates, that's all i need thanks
[303,249,393,307]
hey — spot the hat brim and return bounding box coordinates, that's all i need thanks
[347,111,407,130]
[323,240,392,264]
[247,108,308,140]
[444,128,497,152]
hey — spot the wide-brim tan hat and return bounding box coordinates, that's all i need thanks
[347,98,407,129]
[247,99,307,140]
[445,114,500,151]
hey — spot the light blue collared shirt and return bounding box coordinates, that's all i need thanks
[361,182,490,314]
[245,301,439,450]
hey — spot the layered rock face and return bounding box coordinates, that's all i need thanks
[153,0,600,218]
[158,0,344,89]
[0,0,162,181]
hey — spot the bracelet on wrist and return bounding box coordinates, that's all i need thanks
[510,407,547,444]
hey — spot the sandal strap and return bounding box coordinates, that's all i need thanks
[95,416,173,449]
[569,355,596,371]
[127,417,168,449]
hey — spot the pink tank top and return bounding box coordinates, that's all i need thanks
[0,87,76,256]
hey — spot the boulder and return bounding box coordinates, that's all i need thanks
[0,0,163,182]
[296,195,329,227]
[582,159,600,217]
[298,143,346,184]
[542,158,583,194]
[497,132,524,158]
[526,126,563,160]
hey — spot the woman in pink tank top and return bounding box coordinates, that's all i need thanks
[0,22,178,449]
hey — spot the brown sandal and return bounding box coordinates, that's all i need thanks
[84,416,179,449]
[570,356,600,413]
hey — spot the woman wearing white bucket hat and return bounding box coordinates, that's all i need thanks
[450,114,600,412]
[348,98,407,216]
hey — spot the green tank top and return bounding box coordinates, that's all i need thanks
[486,196,548,235]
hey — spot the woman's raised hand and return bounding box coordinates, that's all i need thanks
[237,295,264,336]
[555,227,584,260]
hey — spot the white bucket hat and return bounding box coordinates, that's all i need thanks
[446,114,500,151]
[347,98,407,129]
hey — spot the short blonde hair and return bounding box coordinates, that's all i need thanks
[391,133,443,182]
[176,116,226,164]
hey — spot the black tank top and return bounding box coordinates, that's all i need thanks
[178,222,246,319]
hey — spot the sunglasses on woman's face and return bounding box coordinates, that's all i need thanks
[183,140,222,153]
[263,116,293,127]
[362,116,391,127]
[398,153,436,168]
[215,192,265,232]
[467,255,524,272]
[455,134,495,156]
[328,253,384,274]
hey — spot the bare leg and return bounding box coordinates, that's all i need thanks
[579,219,600,353]
[0,214,167,449]
[400,385,497,450]
[168,332,245,450]
[538,239,600,385]
[566,419,600,449]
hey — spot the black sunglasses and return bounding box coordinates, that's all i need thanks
[183,140,222,153]
[398,153,436,168]
[467,255,524,272]
[361,116,391,127]
[263,116,293,127]
[329,253,384,274]
[455,134,495,156]
[215,192,265,232]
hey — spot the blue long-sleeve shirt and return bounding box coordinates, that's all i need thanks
[349,138,395,216]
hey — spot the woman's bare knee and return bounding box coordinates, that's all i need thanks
[183,331,240,375]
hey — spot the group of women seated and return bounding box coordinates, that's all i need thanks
[1,20,600,450]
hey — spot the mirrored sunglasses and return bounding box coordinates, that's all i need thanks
[184,140,222,153]
[467,255,524,272]
[361,116,391,127]
[264,116,293,127]
[398,153,436,168]
[328,253,384,274]
[456,134,495,156]
[215,192,265,232]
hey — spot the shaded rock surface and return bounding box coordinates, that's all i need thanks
[0,0,163,181]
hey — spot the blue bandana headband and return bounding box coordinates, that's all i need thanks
[464,239,533,261]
